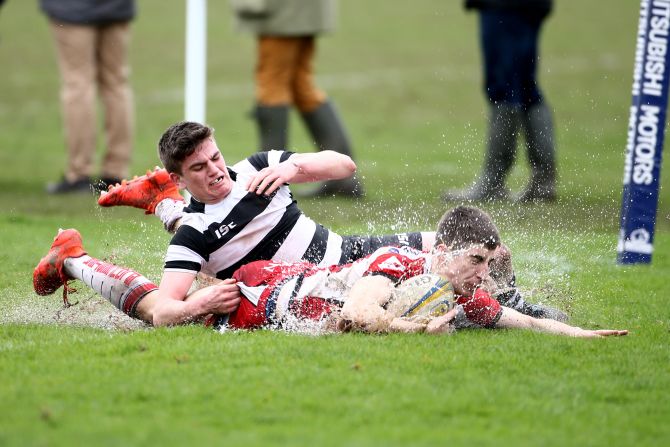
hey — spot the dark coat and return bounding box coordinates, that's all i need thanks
[40,0,135,25]
[465,0,552,15]
[232,0,336,36]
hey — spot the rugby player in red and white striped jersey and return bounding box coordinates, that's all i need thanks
[33,206,627,338]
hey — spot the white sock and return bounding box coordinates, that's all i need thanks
[64,255,157,318]
[155,198,185,233]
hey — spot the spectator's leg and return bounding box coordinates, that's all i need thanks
[97,21,134,185]
[295,37,364,198]
[519,101,556,202]
[443,11,522,202]
[515,12,557,202]
[47,20,97,192]
[254,36,297,151]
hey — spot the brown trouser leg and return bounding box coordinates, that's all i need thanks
[256,36,326,112]
[97,22,134,180]
[50,20,133,181]
[50,21,98,182]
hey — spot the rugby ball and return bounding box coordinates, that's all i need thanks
[388,274,455,323]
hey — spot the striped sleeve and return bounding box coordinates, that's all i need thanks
[164,225,208,273]
[245,150,295,171]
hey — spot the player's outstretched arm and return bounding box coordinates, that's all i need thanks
[495,307,628,338]
[340,275,458,334]
[247,151,356,196]
[150,272,240,327]
[387,317,428,333]
[287,151,357,183]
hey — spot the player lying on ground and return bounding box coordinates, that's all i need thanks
[33,206,626,337]
[89,121,433,321]
[95,120,565,321]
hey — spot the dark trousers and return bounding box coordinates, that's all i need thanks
[479,9,548,107]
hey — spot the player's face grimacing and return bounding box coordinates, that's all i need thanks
[434,244,496,297]
[171,138,233,204]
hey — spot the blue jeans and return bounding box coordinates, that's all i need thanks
[479,9,548,107]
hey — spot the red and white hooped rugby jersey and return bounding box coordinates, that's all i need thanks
[220,246,502,330]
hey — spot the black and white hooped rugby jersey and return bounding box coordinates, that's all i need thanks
[163,150,344,279]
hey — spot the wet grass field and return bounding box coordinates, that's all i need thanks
[0,1,669,446]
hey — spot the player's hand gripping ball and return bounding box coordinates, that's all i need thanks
[389,274,455,323]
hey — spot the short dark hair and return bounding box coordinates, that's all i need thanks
[158,121,213,174]
[435,206,501,251]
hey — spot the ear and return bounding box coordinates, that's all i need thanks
[433,243,449,255]
[431,243,449,264]
[430,244,454,276]
[169,172,185,190]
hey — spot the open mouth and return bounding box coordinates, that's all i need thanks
[210,176,224,186]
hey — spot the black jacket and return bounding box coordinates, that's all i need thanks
[40,0,135,25]
[465,0,552,15]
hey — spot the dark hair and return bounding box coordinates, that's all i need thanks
[435,206,501,251]
[158,121,213,174]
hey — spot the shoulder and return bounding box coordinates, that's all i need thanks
[171,222,207,245]
[180,206,209,228]
[365,246,427,281]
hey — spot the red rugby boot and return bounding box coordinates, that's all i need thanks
[33,229,87,306]
[97,167,183,214]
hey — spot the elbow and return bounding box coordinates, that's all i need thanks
[331,151,356,175]
[331,155,356,181]
[151,309,170,327]
[340,301,393,333]
[345,157,357,175]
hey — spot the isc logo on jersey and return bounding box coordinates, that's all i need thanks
[214,222,237,239]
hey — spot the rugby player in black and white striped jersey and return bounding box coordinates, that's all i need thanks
[96,121,434,316]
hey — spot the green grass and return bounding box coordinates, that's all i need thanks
[0,0,669,446]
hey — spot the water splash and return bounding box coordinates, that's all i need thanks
[0,289,149,332]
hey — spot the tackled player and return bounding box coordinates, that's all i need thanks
[33,206,627,338]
